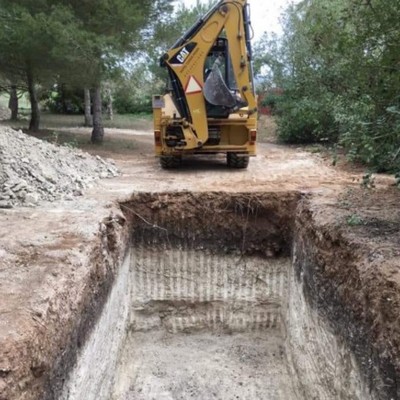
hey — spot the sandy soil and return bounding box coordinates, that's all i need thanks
[115,331,294,400]
[1,119,400,399]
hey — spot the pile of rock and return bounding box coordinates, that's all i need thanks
[0,126,119,208]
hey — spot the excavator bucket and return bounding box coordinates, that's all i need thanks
[203,65,237,108]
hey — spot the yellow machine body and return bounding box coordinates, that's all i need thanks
[153,0,257,168]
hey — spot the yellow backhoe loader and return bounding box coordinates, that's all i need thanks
[153,0,257,169]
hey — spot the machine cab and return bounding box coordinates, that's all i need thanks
[204,38,247,118]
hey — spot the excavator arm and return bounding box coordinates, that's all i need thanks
[162,0,256,148]
[153,0,257,169]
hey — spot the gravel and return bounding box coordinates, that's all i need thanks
[0,126,119,208]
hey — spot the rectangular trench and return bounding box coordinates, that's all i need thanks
[60,192,376,400]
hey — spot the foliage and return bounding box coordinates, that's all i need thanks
[142,1,212,95]
[112,1,212,115]
[114,87,152,114]
[276,95,337,143]
[361,172,376,189]
[260,92,281,114]
[44,86,84,114]
[254,0,400,172]
[347,213,364,226]
[0,0,173,133]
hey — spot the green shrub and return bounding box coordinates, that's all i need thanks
[113,88,152,114]
[254,0,400,175]
[44,88,83,114]
[276,94,337,144]
[335,97,400,172]
[260,93,281,113]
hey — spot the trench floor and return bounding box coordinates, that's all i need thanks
[113,331,297,400]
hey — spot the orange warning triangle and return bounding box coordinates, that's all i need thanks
[185,76,202,94]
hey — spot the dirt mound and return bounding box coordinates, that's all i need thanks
[0,126,119,207]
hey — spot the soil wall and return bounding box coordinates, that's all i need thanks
[0,207,129,400]
[294,197,400,400]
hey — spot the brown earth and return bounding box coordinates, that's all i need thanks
[0,118,400,399]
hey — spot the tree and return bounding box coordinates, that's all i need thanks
[0,78,23,121]
[0,2,70,130]
[57,0,174,143]
[0,0,173,140]
[83,88,92,127]
[254,0,400,172]
[112,1,212,115]
[8,85,18,120]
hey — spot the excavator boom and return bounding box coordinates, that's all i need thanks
[153,0,257,169]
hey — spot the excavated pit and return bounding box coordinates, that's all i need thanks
[60,192,380,400]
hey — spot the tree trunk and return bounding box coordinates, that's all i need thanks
[8,85,18,121]
[84,88,92,127]
[91,85,104,144]
[105,86,113,121]
[26,67,40,131]
[60,83,68,113]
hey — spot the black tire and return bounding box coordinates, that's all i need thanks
[160,155,182,169]
[227,152,249,169]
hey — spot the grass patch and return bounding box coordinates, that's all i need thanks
[41,112,152,130]
[0,94,8,108]
[0,112,152,131]
[347,213,364,226]
[26,128,138,159]
[0,111,151,158]
[0,93,31,109]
